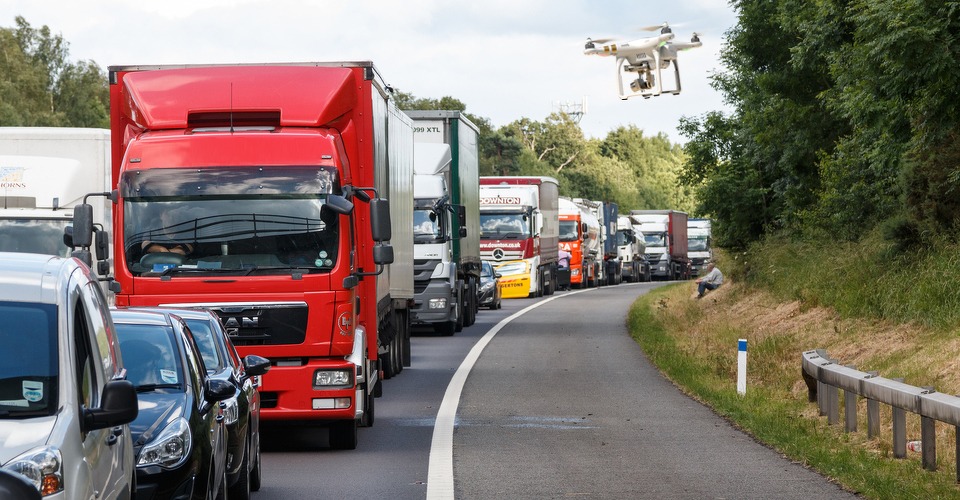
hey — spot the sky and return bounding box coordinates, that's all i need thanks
[1,0,738,144]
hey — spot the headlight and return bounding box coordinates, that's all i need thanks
[479,282,494,293]
[428,298,447,309]
[138,417,191,468]
[3,446,62,496]
[314,368,353,388]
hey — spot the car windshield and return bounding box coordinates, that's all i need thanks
[115,324,183,390]
[0,219,72,257]
[0,302,58,418]
[480,213,530,239]
[121,166,342,277]
[182,318,224,373]
[481,262,494,278]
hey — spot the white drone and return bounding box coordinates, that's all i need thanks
[584,23,702,100]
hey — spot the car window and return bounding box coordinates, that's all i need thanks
[0,302,58,417]
[183,318,223,373]
[83,281,119,380]
[115,324,182,388]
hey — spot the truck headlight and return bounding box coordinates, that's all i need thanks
[314,369,353,388]
[3,446,62,496]
[428,298,447,309]
[138,418,191,469]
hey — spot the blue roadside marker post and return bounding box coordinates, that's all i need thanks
[737,339,747,395]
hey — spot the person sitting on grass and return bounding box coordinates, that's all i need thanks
[695,262,723,299]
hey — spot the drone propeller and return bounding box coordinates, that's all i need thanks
[587,37,617,44]
[638,22,668,32]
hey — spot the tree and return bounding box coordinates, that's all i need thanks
[0,16,108,127]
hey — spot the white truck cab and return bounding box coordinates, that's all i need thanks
[0,252,138,499]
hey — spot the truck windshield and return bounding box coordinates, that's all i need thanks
[689,236,709,252]
[480,213,530,239]
[644,232,667,247]
[0,219,72,257]
[413,208,442,243]
[121,166,342,276]
[616,230,631,246]
[0,302,58,418]
[559,221,579,242]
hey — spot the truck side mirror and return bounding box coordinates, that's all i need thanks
[72,204,94,247]
[373,244,394,265]
[95,229,110,260]
[370,198,392,242]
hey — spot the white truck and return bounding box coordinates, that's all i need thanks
[630,209,691,281]
[406,110,481,336]
[616,215,649,282]
[688,218,713,276]
[0,127,111,273]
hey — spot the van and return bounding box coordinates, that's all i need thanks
[0,253,138,499]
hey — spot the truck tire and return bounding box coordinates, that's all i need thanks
[329,420,358,450]
[400,310,411,367]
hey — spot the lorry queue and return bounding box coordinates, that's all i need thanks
[0,61,712,499]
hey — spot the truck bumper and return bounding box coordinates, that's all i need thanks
[411,281,455,325]
[256,360,356,421]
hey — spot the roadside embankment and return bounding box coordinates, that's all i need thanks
[630,260,960,498]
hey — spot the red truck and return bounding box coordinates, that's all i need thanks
[72,62,414,449]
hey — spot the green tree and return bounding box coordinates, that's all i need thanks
[0,16,108,127]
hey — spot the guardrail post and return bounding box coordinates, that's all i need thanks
[893,378,906,458]
[955,423,960,482]
[866,371,879,439]
[827,384,839,425]
[921,415,937,471]
[844,365,857,433]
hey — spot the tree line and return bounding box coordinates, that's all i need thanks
[0,16,693,214]
[680,0,960,251]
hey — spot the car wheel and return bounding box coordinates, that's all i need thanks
[230,437,252,500]
[329,419,358,450]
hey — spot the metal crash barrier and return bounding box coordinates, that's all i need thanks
[802,349,960,479]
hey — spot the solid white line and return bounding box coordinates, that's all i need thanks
[426,288,595,500]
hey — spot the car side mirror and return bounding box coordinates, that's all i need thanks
[204,378,237,404]
[242,354,271,378]
[83,380,138,431]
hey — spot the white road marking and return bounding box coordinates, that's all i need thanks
[426,288,595,499]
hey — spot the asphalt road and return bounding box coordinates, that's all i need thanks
[254,282,860,499]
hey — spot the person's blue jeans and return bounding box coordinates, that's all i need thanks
[698,282,719,297]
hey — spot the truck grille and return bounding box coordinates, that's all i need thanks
[414,259,441,294]
[206,303,308,346]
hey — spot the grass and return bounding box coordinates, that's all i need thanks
[628,233,960,499]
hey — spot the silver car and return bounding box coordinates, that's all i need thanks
[0,252,138,499]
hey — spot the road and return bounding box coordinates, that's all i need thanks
[255,282,859,499]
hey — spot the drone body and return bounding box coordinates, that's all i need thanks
[584,23,702,100]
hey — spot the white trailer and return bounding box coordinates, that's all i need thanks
[0,127,111,269]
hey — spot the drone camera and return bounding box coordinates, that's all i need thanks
[630,77,654,92]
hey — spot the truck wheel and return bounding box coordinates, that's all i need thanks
[329,420,358,450]
[401,310,411,367]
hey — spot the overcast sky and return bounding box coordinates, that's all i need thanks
[2,0,737,144]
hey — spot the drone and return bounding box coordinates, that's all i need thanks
[584,23,702,100]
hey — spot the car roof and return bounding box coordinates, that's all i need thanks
[0,252,84,304]
[111,308,176,327]
[127,307,217,322]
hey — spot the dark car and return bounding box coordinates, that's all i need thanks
[478,260,502,310]
[139,308,271,500]
[112,309,235,500]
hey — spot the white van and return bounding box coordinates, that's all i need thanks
[0,253,138,499]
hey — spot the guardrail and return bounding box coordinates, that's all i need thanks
[801,349,960,480]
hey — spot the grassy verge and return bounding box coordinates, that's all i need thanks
[629,240,960,498]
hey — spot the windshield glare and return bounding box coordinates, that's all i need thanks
[414,209,441,242]
[689,236,709,252]
[480,213,530,239]
[121,166,341,276]
[115,324,182,389]
[559,221,578,241]
[0,302,58,417]
[644,232,667,247]
[0,219,72,257]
